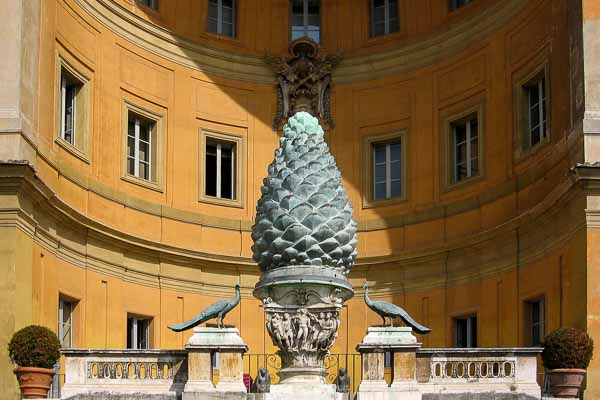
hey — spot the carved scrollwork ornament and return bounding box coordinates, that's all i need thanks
[266,38,341,130]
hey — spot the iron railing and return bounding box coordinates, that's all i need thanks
[242,353,364,394]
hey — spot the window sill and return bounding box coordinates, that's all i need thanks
[55,137,90,164]
[442,173,485,194]
[199,195,244,209]
[121,174,164,193]
[362,195,408,209]
[204,31,241,46]
[514,136,551,164]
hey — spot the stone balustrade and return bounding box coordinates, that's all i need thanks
[416,348,543,398]
[60,349,188,399]
[59,346,546,399]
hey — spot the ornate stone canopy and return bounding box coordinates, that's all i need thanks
[266,38,341,130]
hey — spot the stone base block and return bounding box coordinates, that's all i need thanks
[357,380,389,392]
[277,366,328,384]
[360,327,417,346]
[257,383,343,400]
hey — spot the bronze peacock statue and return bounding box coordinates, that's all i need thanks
[363,284,431,334]
[168,284,241,332]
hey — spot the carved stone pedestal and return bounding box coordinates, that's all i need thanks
[257,280,348,385]
[356,327,422,400]
[183,327,248,399]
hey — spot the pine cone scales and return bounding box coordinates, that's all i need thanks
[252,112,357,274]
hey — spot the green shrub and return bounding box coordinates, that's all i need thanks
[542,327,594,370]
[8,325,61,369]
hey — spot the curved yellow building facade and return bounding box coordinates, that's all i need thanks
[2,0,600,398]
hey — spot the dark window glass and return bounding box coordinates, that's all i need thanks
[139,0,158,10]
[60,67,82,145]
[206,143,218,197]
[291,0,320,42]
[527,299,545,347]
[526,76,547,148]
[452,115,479,183]
[127,316,150,350]
[372,139,402,201]
[454,316,477,348]
[371,0,399,37]
[221,145,233,200]
[207,0,236,37]
[205,140,235,200]
[127,111,155,181]
[449,0,472,11]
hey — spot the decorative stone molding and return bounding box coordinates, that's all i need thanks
[73,0,528,83]
[266,39,340,130]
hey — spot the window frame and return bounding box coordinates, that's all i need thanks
[127,112,155,182]
[450,113,479,184]
[55,53,93,163]
[372,140,402,201]
[440,100,485,192]
[127,314,153,350]
[524,296,545,347]
[290,0,321,43]
[362,129,408,208]
[121,100,165,192]
[453,314,478,348]
[513,60,551,161]
[58,298,74,348]
[370,0,400,38]
[448,0,473,12]
[137,0,159,11]
[199,128,246,208]
[207,0,237,38]
[205,139,236,200]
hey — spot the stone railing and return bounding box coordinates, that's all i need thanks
[60,349,188,399]
[60,347,545,399]
[416,348,543,398]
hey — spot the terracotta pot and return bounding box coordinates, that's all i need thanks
[547,368,586,398]
[13,366,54,399]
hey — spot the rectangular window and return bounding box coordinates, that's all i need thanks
[371,0,399,37]
[206,139,236,200]
[291,0,320,43]
[454,315,477,348]
[449,0,472,11]
[207,0,236,37]
[451,114,479,183]
[127,316,151,350]
[127,111,156,182]
[138,0,158,10]
[526,298,545,347]
[58,298,74,348]
[60,67,83,146]
[525,76,547,148]
[372,139,402,201]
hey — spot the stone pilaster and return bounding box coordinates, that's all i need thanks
[183,327,248,398]
[356,327,422,400]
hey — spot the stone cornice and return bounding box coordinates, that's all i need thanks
[72,0,527,84]
[0,162,587,296]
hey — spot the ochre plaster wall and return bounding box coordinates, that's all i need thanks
[0,0,594,397]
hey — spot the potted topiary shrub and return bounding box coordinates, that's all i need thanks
[8,325,61,399]
[542,327,594,398]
